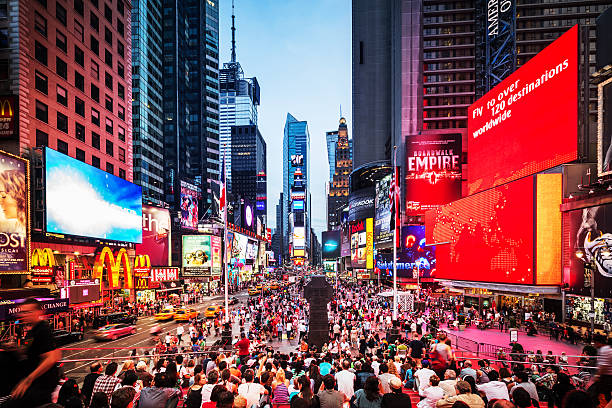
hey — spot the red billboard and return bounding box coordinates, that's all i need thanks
[136,205,170,266]
[467,25,578,195]
[425,177,535,284]
[405,133,462,215]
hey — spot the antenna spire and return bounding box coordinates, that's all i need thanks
[231,0,236,62]
[340,104,342,118]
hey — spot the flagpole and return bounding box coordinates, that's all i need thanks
[392,146,398,321]
[223,157,229,323]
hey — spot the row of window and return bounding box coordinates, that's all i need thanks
[34,99,126,161]
[36,129,126,178]
[36,0,126,34]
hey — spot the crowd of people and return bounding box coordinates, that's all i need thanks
[1,277,611,408]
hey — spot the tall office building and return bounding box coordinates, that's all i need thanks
[327,117,352,230]
[230,124,266,210]
[326,130,338,181]
[219,5,260,193]
[272,192,284,264]
[282,113,310,259]
[1,0,133,177]
[162,0,220,216]
[132,0,164,204]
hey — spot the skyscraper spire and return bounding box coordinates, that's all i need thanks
[340,104,342,118]
[231,0,236,63]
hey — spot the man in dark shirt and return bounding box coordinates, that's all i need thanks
[381,377,412,408]
[409,333,425,366]
[7,298,61,407]
[82,362,103,406]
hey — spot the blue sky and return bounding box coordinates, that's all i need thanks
[218,0,352,237]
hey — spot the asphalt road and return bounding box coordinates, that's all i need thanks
[59,291,249,382]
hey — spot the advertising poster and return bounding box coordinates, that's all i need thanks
[366,218,374,269]
[45,148,142,243]
[137,205,170,266]
[425,177,534,284]
[374,174,392,245]
[468,25,578,194]
[322,230,341,259]
[376,226,436,280]
[242,200,255,232]
[350,221,367,268]
[598,77,612,177]
[0,96,17,139]
[293,227,305,249]
[211,235,222,272]
[348,187,375,222]
[246,240,258,260]
[0,151,27,273]
[340,224,351,257]
[182,235,211,274]
[405,134,462,215]
[565,203,612,298]
[180,180,199,230]
[227,232,248,260]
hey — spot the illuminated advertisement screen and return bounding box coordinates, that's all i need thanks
[180,180,199,230]
[598,78,612,177]
[211,235,222,272]
[293,227,305,249]
[182,235,211,271]
[246,240,258,260]
[322,230,341,259]
[136,205,170,266]
[467,25,578,195]
[350,221,367,268]
[293,200,304,211]
[45,148,142,243]
[405,134,462,215]
[227,232,248,260]
[425,177,535,284]
[374,174,392,245]
[291,154,303,166]
[564,203,612,298]
[376,226,436,279]
[0,150,28,272]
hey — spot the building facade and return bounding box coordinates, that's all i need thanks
[230,124,266,211]
[2,0,133,178]
[327,117,352,230]
[131,0,164,204]
[282,113,310,259]
[326,130,338,181]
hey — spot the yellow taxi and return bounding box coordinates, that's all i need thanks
[270,283,280,290]
[204,305,224,318]
[173,308,199,322]
[154,308,175,321]
[248,288,259,296]
[255,284,263,290]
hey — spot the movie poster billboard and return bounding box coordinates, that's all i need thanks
[322,230,341,259]
[565,203,612,298]
[405,134,462,215]
[137,205,170,266]
[0,150,28,272]
[598,77,612,177]
[180,180,200,230]
[182,235,211,274]
[375,174,392,246]
[227,232,248,260]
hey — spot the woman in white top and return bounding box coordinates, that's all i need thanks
[417,375,444,408]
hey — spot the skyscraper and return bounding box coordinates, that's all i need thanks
[219,4,260,193]
[327,117,352,230]
[132,0,164,204]
[162,0,220,217]
[283,113,310,259]
[230,124,266,210]
[326,130,338,181]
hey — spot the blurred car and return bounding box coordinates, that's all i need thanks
[270,283,280,290]
[93,324,136,341]
[204,305,224,318]
[93,312,137,329]
[248,288,259,296]
[255,284,263,290]
[229,296,240,305]
[154,308,175,321]
[53,329,84,347]
[173,308,199,322]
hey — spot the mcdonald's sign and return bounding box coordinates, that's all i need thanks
[31,248,56,267]
[0,96,16,138]
[93,247,133,290]
[134,254,151,277]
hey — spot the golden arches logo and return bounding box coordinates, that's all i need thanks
[134,254,150,268]
[0,99,12,117]
[94,247,133,289]
[31,248,55,267]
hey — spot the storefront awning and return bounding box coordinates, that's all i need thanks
[438,280,560,295]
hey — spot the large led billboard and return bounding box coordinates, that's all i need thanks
[45,148,142,243]
[0,150,28,272]
[467,25,578,195]
[598,77,612,177]
[376,226,436,280]
[322,230,341,259]
[374,175,392,245]
[136,205,170,266]
[182,235,211,274]
[405,134,462,215]
[180,180,199,230]
[425,174,562,284]
[293,227,305,249]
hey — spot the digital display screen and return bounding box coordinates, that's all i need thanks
[182,235,211,270]
[322,230,341,259]
[293,227,305,249]
[180,180,199,230]
[136,205,170,266]
[293,200,304,211]
[425,177,535,284]
[45,148,142,243]
[467,25,578,195]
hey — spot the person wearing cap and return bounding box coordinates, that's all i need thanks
[381,377,412,408]
[435,380,485,408]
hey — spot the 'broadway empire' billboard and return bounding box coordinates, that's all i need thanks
[405,134,462,215]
